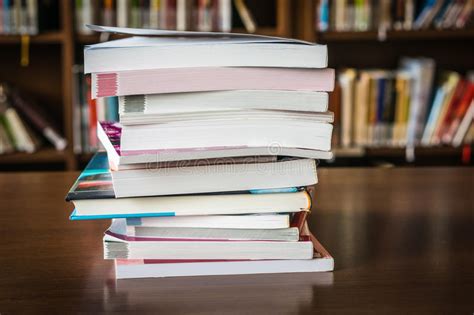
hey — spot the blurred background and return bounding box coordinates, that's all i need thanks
[0,0,472,171]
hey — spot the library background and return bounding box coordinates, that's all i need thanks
[0,0,472,171]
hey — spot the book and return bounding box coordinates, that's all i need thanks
[217,0,231,32]
[104,232,314,260]
[110,218,300,241]
[99,121,333,169]
[109,158,318,198]
[452,100,474,147]
[421,72,460,145]
[119,108,334,126]
[114,234,333,279]
[115,112,333,153]
[91,67,335,98]
[233,0,256,33]
[443,78,474,144]
[126,214,291,229]
[118,90,329,116]
[339,68,357,147]
[84,26,328,74]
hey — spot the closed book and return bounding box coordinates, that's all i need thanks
[421,72,459,146]
[354,71,370,146]
[452,100,473,147]
[109,159,318,198]
[98,121,333,169]
[127,214,291,229]
[114,233,334,279]
[92,67,335,98]
[442,81,474,144]
[84,26,328,73]
[103,233,314,260]
[119,90,329,116]
[116,111,333,152]
[217,0,231,31]
[111,218,300,242]
[339,69,356,147]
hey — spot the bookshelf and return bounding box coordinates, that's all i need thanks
[0,0,292,171]
[0,1,472,169]
[296,0,474,164]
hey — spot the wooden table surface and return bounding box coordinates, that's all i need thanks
[0,167,473,314]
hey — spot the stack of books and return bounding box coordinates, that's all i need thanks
[335,62,474,149]
[67,25,335,279]
[316,0,473,33]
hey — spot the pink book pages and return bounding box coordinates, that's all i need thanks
[93,67,335,98]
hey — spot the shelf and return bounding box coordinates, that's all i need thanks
[0,32,65,44]
[0,148,67,164]
[317,29,474,42]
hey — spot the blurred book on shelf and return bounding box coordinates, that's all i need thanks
[72,65,119,154]
[75,0,244,34]
[316,0,473,33]
[334,61,474,150]
[0,0,59,35]
[0,84,66,155]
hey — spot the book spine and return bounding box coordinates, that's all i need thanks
[0,0,3,34]
[176,0,187,31]
[217,0,231,32]
[117,0,128,27]
[233,0,256,33]
[317,0,329,31]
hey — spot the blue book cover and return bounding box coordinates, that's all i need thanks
[376,78,386,123]
[106,97,119,122]
[65,152,114,201]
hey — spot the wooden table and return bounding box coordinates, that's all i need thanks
[0,168,472,314]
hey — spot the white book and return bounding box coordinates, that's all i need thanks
[176,0,188,31]
[104,235,313,260]
[70,190,311,218]
[113,234,333,279]
[120,109,333,126]
[98,125,333,169]
[339,69,356,147]
[110,218,299,241]
[111,158,318,198]
[218,0,232,32]
[120,118,332,152]
[119,91,329,116]
[83,26,327,73]
[127,214,291,229]
[116,0,129,28]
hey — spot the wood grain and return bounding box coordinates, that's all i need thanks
[0,168,472,314]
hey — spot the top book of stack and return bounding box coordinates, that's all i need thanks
[84,25,329,74]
